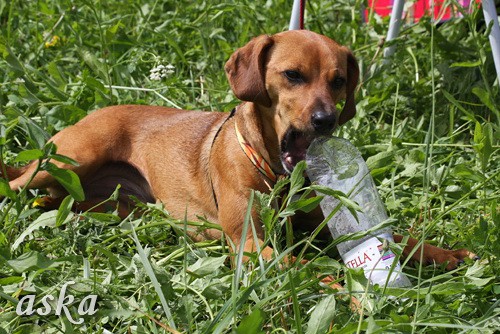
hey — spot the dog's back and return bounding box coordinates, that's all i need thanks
[4,105,228,222]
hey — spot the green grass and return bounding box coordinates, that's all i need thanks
[0,0,499,333]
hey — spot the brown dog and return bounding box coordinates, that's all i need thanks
[3,30,473,269]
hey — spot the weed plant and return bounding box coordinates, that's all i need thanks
[0,0,498,333]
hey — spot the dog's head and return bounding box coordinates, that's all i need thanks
[225,30,359,173]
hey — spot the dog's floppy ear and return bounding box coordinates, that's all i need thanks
[338,50,359,125]
[225,35,274,107]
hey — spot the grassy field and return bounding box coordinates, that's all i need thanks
[0,0,499,333]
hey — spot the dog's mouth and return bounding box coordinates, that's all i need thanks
[280,128,316,173]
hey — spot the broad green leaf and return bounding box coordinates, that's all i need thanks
[18,117,50,149]
[345,267,370,293]
[18,83,41,103]
[14,149,44,162]
[451,164,485,183]
[281,194,323,217]
[56,195,74,227]
[236,308,265,334]
[312,257,342,271]
[289,160,306,196]
[482,123,493,170]
[444,184,463,194]
[187,256,228,277]
[430,283,466,296]
[47,61,66,86]
[345,268,374,311]
[287,195,323,213]
[0,178,16,200]
[7,251,55,273]
[400,162,422,178]
[11,211,58,250]
[44,142,57,155]
[465,261,486,279]
[44,163,85,201]
[0,276,23,285]
[260,205,276,231]
[110,184,121,201]
[50,153,80,167]
[465,277,494,288]
[0,42,24,75]
[84,212,121,222]
[306,294,336,334]
[366,151,395,171]
[473,121,494,171]
[474,121,484,151]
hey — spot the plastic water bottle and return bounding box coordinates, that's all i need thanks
[306,137,411,287]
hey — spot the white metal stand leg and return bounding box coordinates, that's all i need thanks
[482,0,500,84]
[289,0,304,30]
[383,0,405,59]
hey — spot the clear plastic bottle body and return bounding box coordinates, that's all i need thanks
[306,137,411,287]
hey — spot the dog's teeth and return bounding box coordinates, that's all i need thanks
[285,156,293,165]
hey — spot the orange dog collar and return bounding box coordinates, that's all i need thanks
[235,121,278,184]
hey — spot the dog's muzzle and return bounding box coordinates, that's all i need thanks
[280,110,337,173]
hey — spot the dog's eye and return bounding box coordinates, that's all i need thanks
[284,70,303,83]
[331,77,346,90]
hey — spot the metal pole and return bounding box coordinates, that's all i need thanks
[289,0,303,30]
[482,0,500,84]
[383,0,405,59]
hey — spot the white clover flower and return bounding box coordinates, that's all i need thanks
[149,63,175,81]
[165,64,175,73]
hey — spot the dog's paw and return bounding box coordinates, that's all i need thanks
[431,248,478,271]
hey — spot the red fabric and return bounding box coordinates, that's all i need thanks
[365,0,478,23]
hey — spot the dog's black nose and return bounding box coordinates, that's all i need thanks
[311,111,336,134]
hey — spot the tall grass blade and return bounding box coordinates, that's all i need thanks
[129,221,177,330]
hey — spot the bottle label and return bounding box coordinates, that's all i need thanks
[341,235,404,285]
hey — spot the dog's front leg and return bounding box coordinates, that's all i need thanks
[217,191,274,262]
